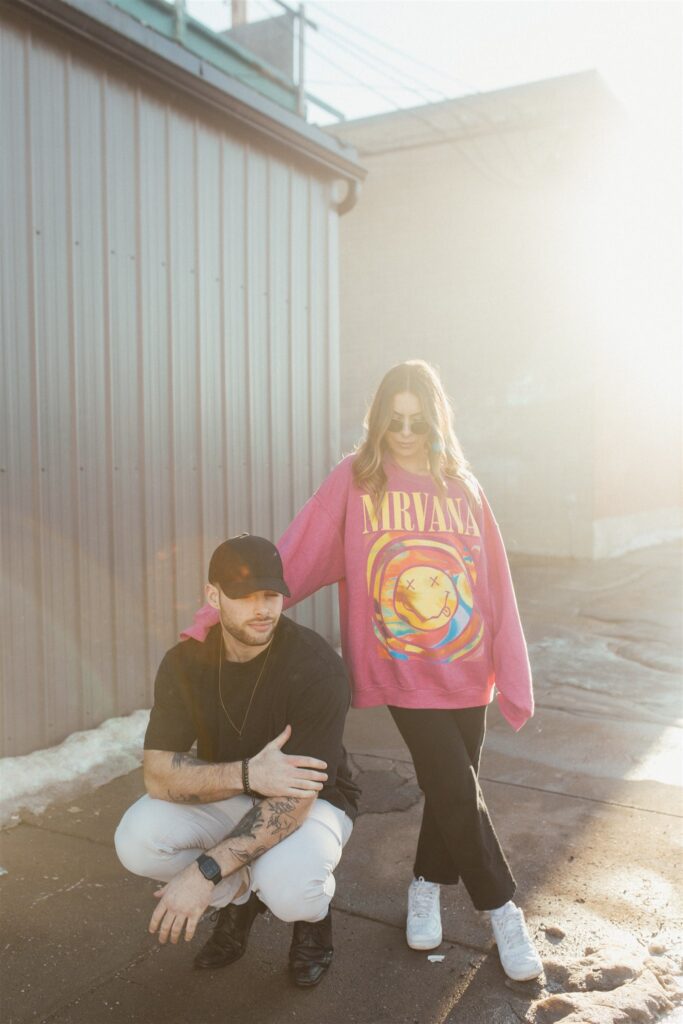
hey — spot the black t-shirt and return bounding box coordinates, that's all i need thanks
[144,616,360,819]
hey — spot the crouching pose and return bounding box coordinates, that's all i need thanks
[115,535,359,987]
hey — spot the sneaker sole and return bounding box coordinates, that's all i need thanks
[407,933,443,951]
[500,962,543,982]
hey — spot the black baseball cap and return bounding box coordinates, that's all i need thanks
[208,534,290,599]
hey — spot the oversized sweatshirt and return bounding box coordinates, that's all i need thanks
[182,456,534,731]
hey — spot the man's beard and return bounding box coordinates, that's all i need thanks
[220,615,278,648]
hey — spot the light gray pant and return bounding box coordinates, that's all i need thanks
[115,794,353,923]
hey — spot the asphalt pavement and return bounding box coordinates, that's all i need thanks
[2,542,682,1024]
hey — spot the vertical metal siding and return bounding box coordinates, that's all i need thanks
[168,109,202,632]
[0,14,342,756]
[138,94,173,684]
[221,137,250,544]
[245,148,271,540]
[197,123,226,583]
[0,20,43,756]
[268,157,294,536]
[30,35,81,747]
[287,169,312,630]
[325,205,342,642]
[107,77,148,715]
[308,179,335,638]
[68,56,116,729]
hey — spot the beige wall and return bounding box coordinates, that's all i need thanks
[333,80,682,558]
[589,123,682,532]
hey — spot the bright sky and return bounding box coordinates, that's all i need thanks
[187,0,681,129]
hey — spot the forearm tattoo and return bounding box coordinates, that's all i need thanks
[170,752,210,770]
[224,797,301,866]
[165,751,218,803]
[230,803,264,840]
[266,799,300,837]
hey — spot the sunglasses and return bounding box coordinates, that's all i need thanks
[386,415,430,435]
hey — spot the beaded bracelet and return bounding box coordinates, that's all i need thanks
[241,757,254,797]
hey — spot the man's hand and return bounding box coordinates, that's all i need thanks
[149,865,216,945]
[248,725,327,797]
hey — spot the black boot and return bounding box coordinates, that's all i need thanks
[288,909,333,987]
[193,894,264,970]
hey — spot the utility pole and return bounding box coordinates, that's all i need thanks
[231,0,247,27]
[272,0,317,117]
[297,2,306,117]
[174,0,187,43]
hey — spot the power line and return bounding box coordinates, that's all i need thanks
[312,27,448,109]
[305,31,422,112]
[313,19,453,105]
[251,0,436,114]
[245,1,546,188]
[250,0,298,34]
[313,4,554,188]
[253,0,466,112]
[294,12,521,184]
[249,0,505,140]
[308,0,485,97]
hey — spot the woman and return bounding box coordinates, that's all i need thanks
[184,360,542,982]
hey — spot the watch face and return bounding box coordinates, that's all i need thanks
[197,855,222,883]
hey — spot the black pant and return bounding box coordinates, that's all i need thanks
[389,705,516,911]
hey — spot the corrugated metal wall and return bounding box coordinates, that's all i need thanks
[0,13,341,756]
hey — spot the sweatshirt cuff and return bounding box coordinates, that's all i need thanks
[179,604,219,642]
[496,692,533,732]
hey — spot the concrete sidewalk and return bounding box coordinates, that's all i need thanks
[2,543,682,1024]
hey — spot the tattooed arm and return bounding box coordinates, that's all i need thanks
[148,795,312,944]
[210,794,311,871]
[143,725,328,803]
[143,749,243,803]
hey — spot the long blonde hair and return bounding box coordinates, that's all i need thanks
[352,360,476,506]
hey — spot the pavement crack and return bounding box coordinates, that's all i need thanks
[479,776,683,819]
[115,943,161,976]
[533,700,679,728]
[30,876,86,909]
[349,750,413,767]
[506,1001,527,1022]
[333,904,489,957]
[36,947,157,1024]
[582,607,651,624]
[611,646,680,674]
[355,749,683,819]
[14,821,113,848]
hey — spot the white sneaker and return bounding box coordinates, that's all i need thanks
[489,902,543,981]
[406,876,442,950]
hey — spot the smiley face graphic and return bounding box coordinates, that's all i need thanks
[367,535,483,663]
[395,565,458,632]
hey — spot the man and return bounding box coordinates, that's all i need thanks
[115,534,359,987]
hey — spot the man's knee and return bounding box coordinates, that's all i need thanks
[114,796,174,877]
[256,869,336,923]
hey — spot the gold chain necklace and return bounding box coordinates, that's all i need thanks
[217,634,274,737]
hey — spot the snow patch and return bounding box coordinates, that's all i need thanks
[526,946,683,1024]
[0,710,150,829]
[544,947,642,992]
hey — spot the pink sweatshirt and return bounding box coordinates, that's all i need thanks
[182,456,534,731]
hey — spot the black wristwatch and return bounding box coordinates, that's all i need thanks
[196,853,222,886]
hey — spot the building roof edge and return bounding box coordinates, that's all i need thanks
[6,0,366,181]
